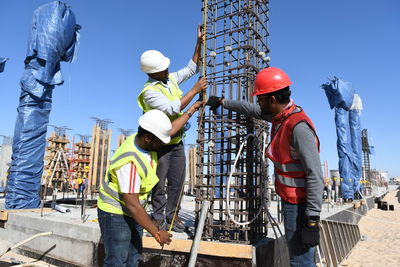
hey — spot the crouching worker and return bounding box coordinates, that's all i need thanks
[97,102,202,267]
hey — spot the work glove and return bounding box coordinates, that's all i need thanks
[206,96,223,111]
[301,217,320,249]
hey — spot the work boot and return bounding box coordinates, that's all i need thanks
[167,216,185,233]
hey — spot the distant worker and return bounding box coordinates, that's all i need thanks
[98,104,203,267]
[77,176,84,198]
[206,67,324,267]
[137,25,208,232]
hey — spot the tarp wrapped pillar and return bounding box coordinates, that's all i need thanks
[334,108,353,198]
[349,94,363,194]
[5,1,80,209]
[322,77,355,200]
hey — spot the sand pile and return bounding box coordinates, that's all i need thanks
[341,188,400,267]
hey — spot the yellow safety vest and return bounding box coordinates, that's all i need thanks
[137,75,184,144]
[97,134,159,216]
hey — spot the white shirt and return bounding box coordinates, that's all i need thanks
[142,59,199,116]
[116,144,152,194]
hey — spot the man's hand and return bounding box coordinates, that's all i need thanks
[189,101,205,113]
[197,24,205,44]
[156,229,172,246]
[301,218,320,249]
[192,77,208,94]
[206,96,224,111]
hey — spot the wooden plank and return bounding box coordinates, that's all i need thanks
[142,236,253,259]
[3,208,53,213]
[0,210,8,221]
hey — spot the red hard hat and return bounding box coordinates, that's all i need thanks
[253,67,292,96]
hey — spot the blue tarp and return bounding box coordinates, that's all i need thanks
[334,108,354,198]
[349,109,362,193]
[322,77,357,199]
[0,57,7,73]
[5,1,80,209]
[322,76,354,111]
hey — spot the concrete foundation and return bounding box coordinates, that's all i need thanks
[0,195,381,267]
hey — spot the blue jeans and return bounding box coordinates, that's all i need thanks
[281,201,316,267]
[98,208,143,267]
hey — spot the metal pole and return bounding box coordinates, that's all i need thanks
[188,200,210,267]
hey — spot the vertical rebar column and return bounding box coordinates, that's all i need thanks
[195,0,270,244]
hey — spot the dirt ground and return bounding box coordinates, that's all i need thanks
[341,188,400,267]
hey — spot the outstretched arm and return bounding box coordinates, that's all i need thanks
[180,78,207,110]
[170,101,204,137]
[192,25,204,65]
[123,193,172,246]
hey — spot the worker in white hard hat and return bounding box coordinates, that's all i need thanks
[137,25,207,233]
[97,104,203,267]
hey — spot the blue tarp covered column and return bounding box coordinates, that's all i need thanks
[322,77,355,199]
[349,94,363,194]
[335,108,353,198]
[5,1,80,209]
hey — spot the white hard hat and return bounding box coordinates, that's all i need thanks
[138,110,171,144]
[140,50,170,74]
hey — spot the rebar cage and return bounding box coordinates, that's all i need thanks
[195,0,270,244]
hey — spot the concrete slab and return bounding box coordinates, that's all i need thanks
[0,191,383,267]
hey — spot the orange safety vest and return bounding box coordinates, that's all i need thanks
[266,104,320,204]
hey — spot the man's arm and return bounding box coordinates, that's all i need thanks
[143,90,181,116]
[143,80,207,116]
[291,122,324,217]
[170,25,204,85]
[169,101,204,137]
[123,193,172,245]
[192,25,204,65]
[223,99,272,121]
[179,78,207,110]
[117,164,172,245]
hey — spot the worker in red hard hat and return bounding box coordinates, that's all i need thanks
[206,67,324,267]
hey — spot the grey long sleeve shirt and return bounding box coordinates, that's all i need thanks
[142,59,198,116]
[223,99,324,217]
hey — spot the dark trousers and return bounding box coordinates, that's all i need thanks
[281,201,316,267]
[98,208,143,267]
[151,142,186,221]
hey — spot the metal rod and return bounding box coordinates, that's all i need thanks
[188,200,210,267]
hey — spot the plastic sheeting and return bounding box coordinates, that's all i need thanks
[322,77,359,199]
[334,108,354,198]
[349,109,362,193]
[322,76,354,110]
[0,57,7,73]
[5,1,80,209]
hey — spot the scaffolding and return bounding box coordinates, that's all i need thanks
[88,117,112,193]
[72,135,92,180]
[195,0,270,244]
[361,128,373,193]
[117,128,134,147]
[44,125,71,190]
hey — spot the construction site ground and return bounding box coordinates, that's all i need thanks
[0,187,393,266]
[340,186,400,267]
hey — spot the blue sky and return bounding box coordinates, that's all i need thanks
[0,0,399,177]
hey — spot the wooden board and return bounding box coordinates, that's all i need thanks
[142,236,253,259]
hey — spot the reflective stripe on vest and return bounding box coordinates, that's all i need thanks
[270,159,305,173]
[110,152,148,177]
[275,174,306,188]
[137,75,183,145]
[101,180,147,208]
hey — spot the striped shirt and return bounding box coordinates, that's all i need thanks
[116,147,152,194]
